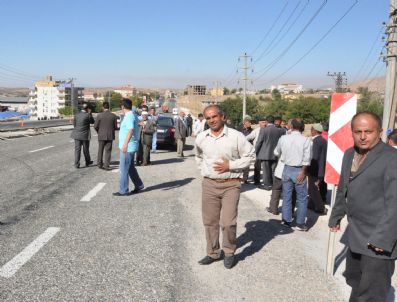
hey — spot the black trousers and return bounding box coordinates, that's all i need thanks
[97,140,113,168]
[253,159,262,184]
[269,176,296,214]
[345,249,395,302]
[307,176,327,213]
[74,140,91,167]
[262,160,277,187]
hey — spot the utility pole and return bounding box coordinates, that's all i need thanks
[382,0,397,140]
[238,53,252,120]
[327,72,347,92]
[69,78,75,116]
[213,81,221,103]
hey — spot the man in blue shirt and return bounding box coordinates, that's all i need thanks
[113,98,144,196]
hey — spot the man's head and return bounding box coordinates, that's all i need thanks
[203,105,225,132]
[141,111,149,120]
[311,123,323,136]
[198,113,204,121]
[267,115,275,124]
[281,120,287,128]
[290,118,303,131]
[149,107,155,115]
[274,116,282,127]
[179,111,185,118]
[387,129,397,147]
[103,101,110,110]
[351,111,382,152]
[141,104,148,112]
[121,98,132,112]
[243,117,252,129]
[258,117,267,128]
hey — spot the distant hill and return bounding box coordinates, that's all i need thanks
[0,87,30,97]
[348,76,385,93]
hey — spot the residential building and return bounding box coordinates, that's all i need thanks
[210,87,224,97]
[270,83,303,94]
[114,85,136,98]
[186,85,206,95]
[28,76,84,120]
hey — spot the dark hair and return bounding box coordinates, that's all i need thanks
[291,118,302,131]
[203,104,225,117]
[274,116,282,121]
[267,115,275,123]
[122,98,132,110]
[351,111,382,130]
[198,113,203,118]
[103,101,110,109]
[388,129,397,145]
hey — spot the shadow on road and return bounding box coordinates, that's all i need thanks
[151,157,185,165]
[235,219,293,264]
[143,177,195,192]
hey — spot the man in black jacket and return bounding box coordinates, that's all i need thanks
[94,101,118,170]
[71,103,95,168]
[329,112,397,301]
[307,123,328,215]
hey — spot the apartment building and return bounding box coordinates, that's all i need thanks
[270,83,303,94]
[28,76,84,120]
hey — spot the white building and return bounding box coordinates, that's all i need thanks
[114,85,136,98]
[28,76,84,120]
[270,83,303,94]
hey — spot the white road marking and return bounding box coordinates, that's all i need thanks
[0,227,60,278]
[111,169,119,173]
[80,182,106,201]
[29,146,54,153]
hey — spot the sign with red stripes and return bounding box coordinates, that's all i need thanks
[325,93,357,185]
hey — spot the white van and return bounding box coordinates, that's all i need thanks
[172,107,178,115]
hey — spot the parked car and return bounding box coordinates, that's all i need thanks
[156,115,176,149]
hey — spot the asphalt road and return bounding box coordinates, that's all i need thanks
[0,119,72,132]
[0,131,347,301]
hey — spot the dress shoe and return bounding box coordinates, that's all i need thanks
[198,255,221,265]
[224,255,235,269]
[130,185,144,194]
[266,207,279,215]
[98,165,104,170]
[74,164,80,169]
[112,192,131,196]
[86,160,94,167]
[103,167,112,171]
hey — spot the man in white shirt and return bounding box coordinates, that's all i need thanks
[195,105,255,269]
[274,118,311,231]
[192,113,205,137]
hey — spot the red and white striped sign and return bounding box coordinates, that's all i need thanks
[325,93,357,185]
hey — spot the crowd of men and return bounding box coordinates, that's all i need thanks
[71,100,397,301]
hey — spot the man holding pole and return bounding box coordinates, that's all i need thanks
[329,112,397,302]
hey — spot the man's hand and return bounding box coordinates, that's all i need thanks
[122,144,128,153]
[368,243,384,254]
[213,158,230,174]
[330,225,340,232]
[296,171,306,183]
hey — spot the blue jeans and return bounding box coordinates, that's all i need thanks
[281,165,308,225]
[151,131,157,151]
[119,151,144,194]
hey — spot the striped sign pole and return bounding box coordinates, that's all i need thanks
[324,93,357,275]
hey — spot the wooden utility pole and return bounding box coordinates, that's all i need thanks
[382,0,397,140]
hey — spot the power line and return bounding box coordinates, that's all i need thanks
[254,1,302,64]
[253,0,328,81]
[251,1,289,56]
[257,0,358,87]
[351,27,384,83]
[255,0,311,65]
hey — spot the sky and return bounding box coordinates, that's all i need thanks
[0,0,390,90]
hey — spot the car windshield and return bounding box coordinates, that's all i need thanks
[158,117,174,127]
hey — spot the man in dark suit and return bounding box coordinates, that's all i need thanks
[174,111,188,157]
[255,115,285,190]
[329,112,397,302]
[94,101,118,170]
[71,103,95,168]
[137,111,155,166]
[307,123,328,215]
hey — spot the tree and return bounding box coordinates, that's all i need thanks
[110,92,123,110]
[223,87,230,95]
[271,89,282,101]
[58,106,77,116]
[219,96,263,125]
[95,101,103,113]
[230,88,237,94]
